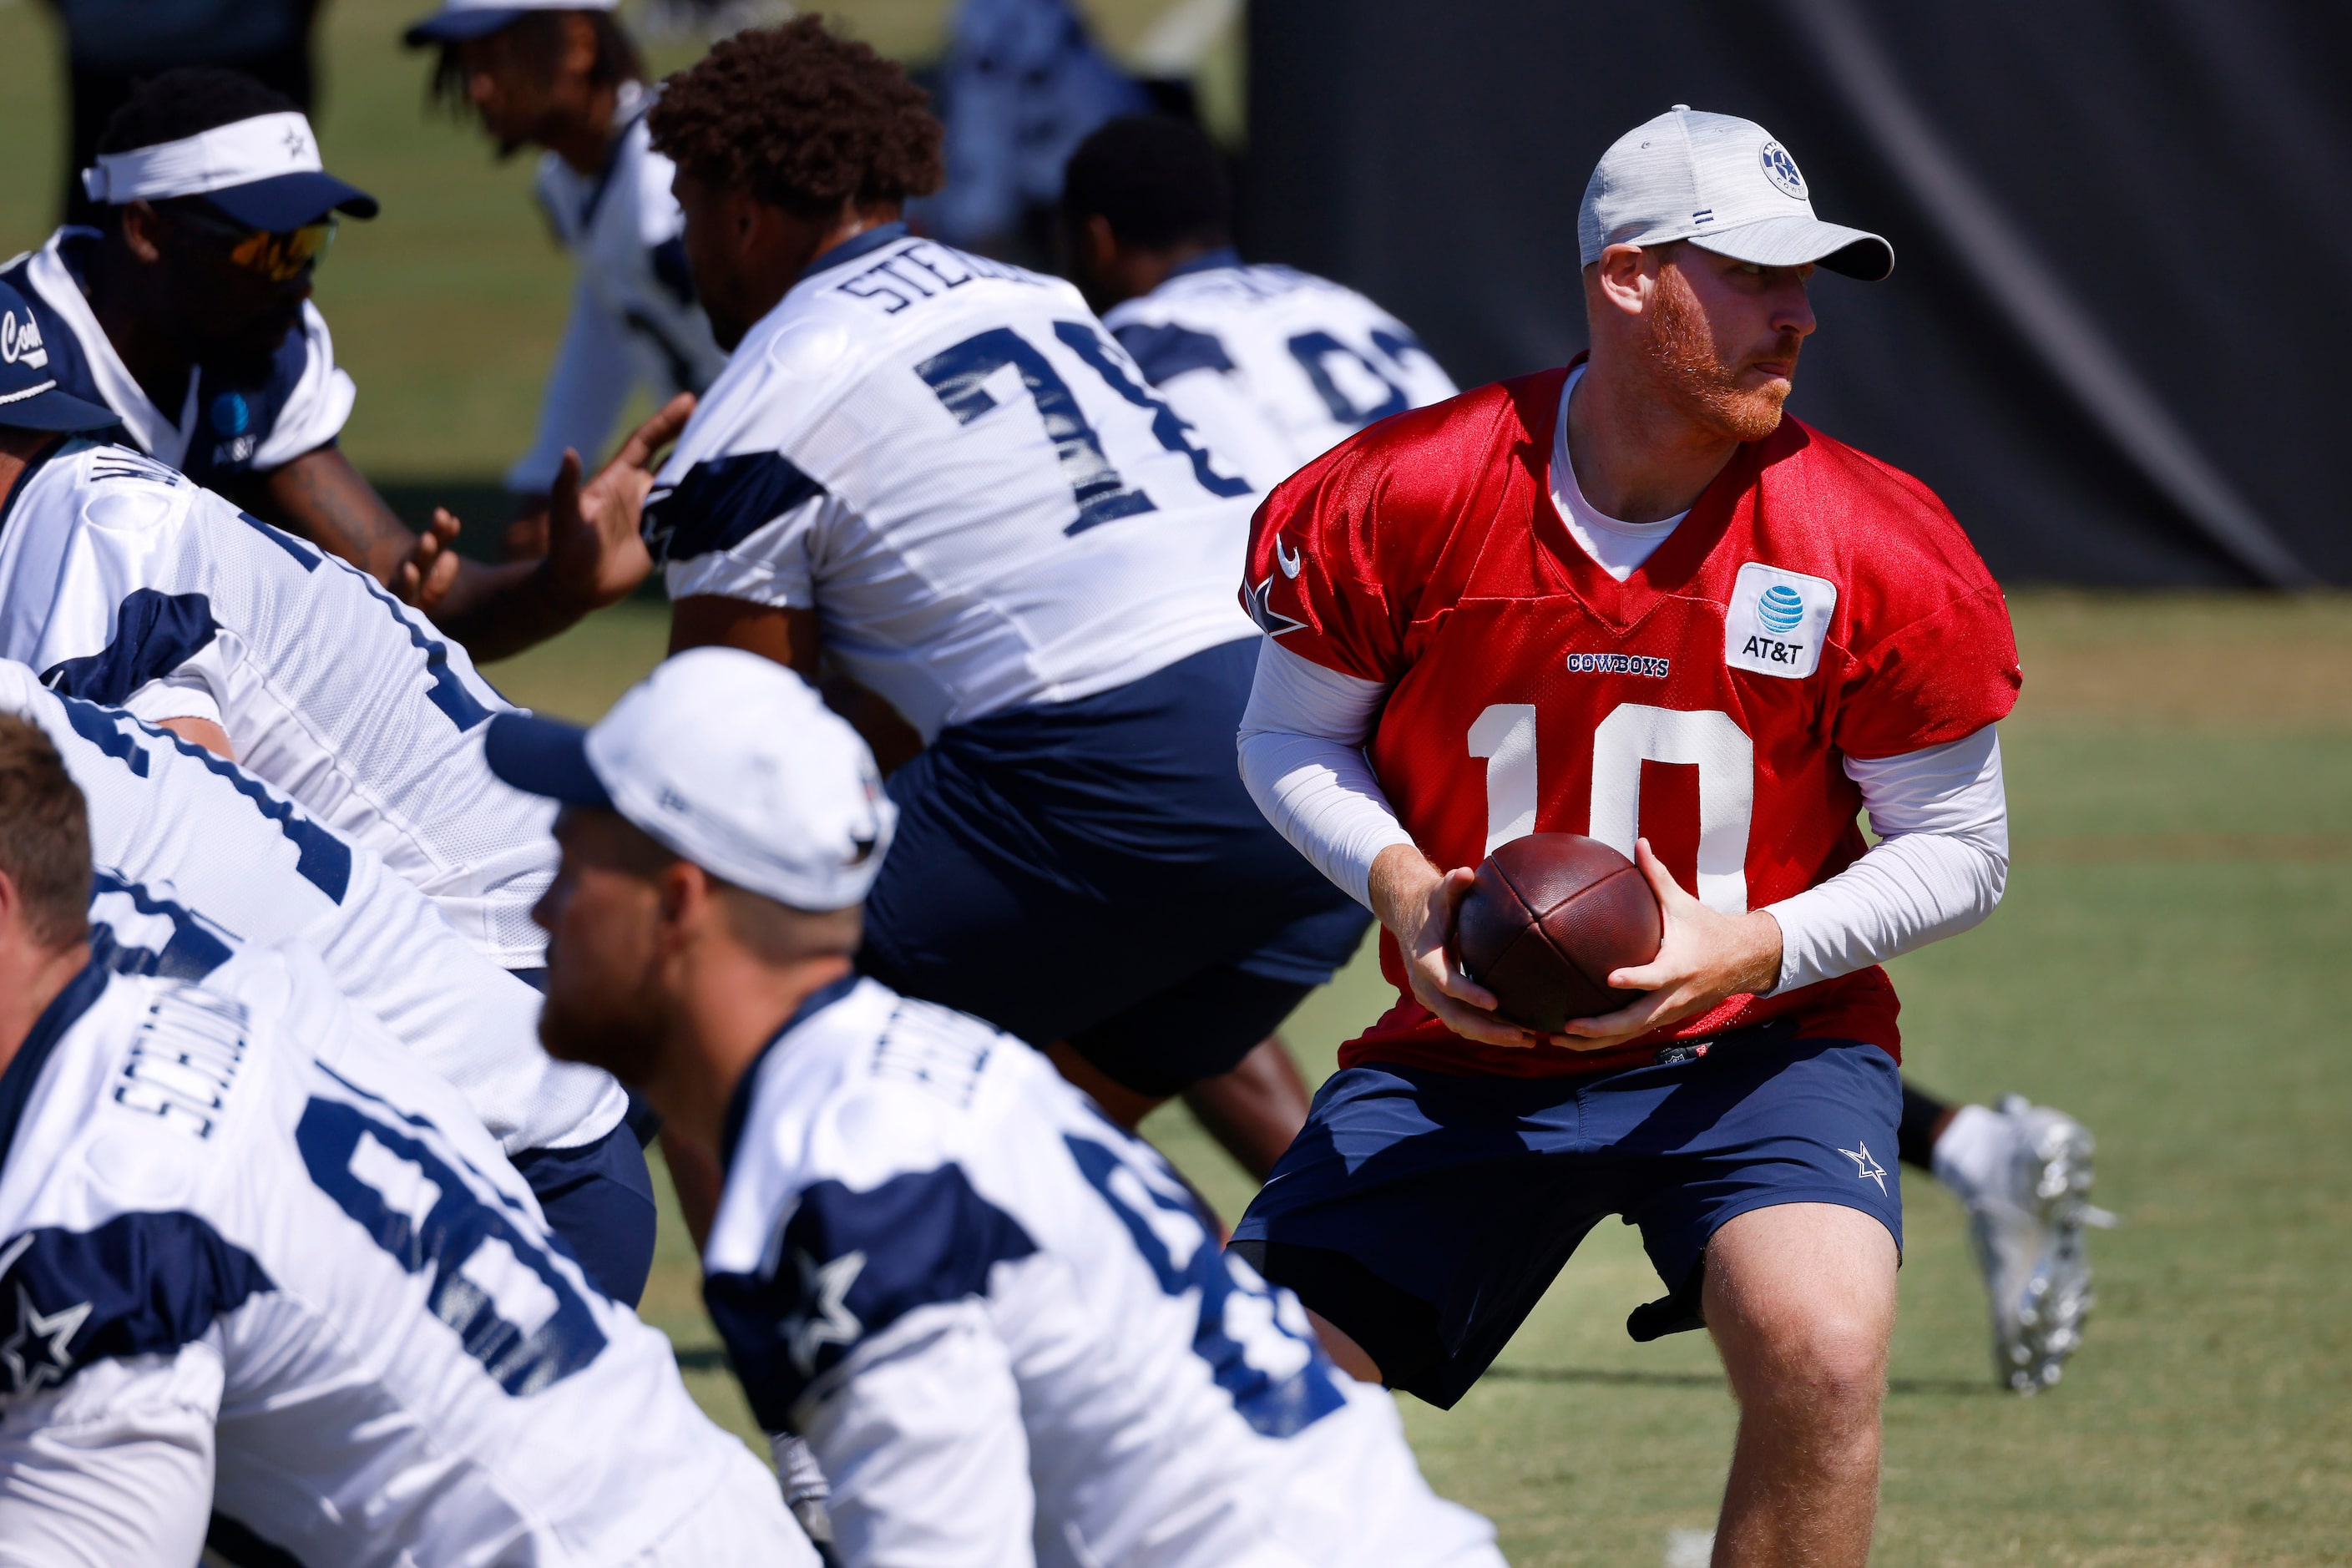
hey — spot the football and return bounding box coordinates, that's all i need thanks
[1454,835,1664,1032]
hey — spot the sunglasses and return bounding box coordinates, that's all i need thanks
[163,203,337,283]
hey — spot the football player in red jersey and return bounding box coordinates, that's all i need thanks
[1230,109,2021,1566]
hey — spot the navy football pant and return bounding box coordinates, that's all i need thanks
[1232,1030,1903,1408]
[860,637,1370,1097]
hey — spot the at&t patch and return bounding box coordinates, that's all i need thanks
[1724,562,1836,679]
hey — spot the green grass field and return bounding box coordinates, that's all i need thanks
[487,591,2352,1568]
[3,4,2348,1560]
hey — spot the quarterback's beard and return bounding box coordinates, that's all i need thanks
[1643,266,1797,443]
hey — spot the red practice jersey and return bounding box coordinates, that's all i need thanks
[1243,365,2021,1080]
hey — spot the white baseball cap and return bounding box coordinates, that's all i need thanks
[404,0,617,47]
[1577,106,1892,281]
[486,648,897,913]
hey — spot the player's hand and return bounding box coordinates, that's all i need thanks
[542,392,695,613]
[395,508,464,614]
[1368,845,1540,1050]
[504,493,551,561]
[1553,838,1783,1051]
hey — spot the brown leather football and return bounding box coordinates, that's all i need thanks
[1454,835,1663,1032]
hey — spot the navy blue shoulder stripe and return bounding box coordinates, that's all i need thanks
[0,959,109,1170]
[233,508,321,571]
[54,695,352,904]
[41,589,220,707]
[641,451,827,567]
[91,872,237,981]
[701,1164,1035,1432]
[0,1212,275,1398]
[1113,321,1236,386]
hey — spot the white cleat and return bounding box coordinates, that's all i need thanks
[1955,1095,2118,1393]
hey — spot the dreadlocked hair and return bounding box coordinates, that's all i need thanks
[427,9,645,116]
[647,17,943,218]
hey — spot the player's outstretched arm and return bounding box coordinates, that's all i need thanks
[1555,837,1784,1051]
[401,395,695,661]
[1368,842,1543,1050]
[250,447,461,602]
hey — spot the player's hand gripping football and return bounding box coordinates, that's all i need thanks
[540,392,697,612]
[1368,846,1544,1049]
[1554,837,1785,1051]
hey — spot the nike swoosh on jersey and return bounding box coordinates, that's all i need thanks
[1276,536,1302,579]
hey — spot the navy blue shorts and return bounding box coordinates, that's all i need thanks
[860,637,1370,1098]
[510,1121,658,1308]
[1230,1031,1903,1408]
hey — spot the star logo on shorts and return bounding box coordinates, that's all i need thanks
[781,1248,866,1377]
[1242,574,1306,638]
[1839,1141,1889,1196]
[1,1283,91,1396]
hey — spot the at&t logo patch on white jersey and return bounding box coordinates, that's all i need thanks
[1725,562,1836,679]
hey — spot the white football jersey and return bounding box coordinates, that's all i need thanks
[0,948,809,1567]
[705,977,1502,1568]
[644,225,1259,742]
[0,660,623,1156]
[2,229,354,490]
[510,83,726,495]
[1102,253,1458,491]
[0,439,557,967]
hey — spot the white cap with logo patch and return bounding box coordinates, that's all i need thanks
[485,647,897,913]
[1577,106,1893,281]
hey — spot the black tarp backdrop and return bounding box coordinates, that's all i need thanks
[1241,0,2352,585]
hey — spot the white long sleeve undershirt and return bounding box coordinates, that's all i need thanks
[1236,638,2009,995]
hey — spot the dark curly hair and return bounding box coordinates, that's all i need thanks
[647,17,943,218]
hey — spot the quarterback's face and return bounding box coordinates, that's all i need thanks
[533,809,674,1085]
[1645,245,1818,443]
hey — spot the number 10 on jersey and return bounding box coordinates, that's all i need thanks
[1469,701,1755,913]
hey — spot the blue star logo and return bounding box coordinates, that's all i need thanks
[1839,1141,1889,1196]
[1242,574,1306,638]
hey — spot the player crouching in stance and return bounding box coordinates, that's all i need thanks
[3,68,657,657]
[0,277,664,1302]
[1231,109,2021,1566]
[0,721,812,1565]
[623,23,1371,1190]
[1062,114,1459,493]
[488,647,1505,1568]
[0,657,651,1302]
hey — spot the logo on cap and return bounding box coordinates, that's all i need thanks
[0,311,49,372]
[1758,142,1808,200]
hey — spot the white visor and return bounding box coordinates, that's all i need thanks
[82,113,323,206]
